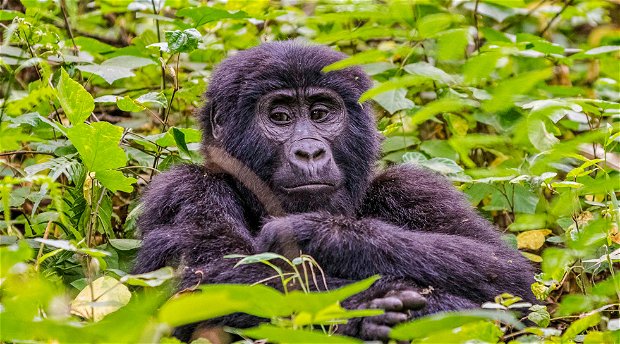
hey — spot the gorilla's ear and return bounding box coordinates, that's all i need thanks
[210,106,223,140]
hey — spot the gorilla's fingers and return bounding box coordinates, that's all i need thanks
[360,322,391,340]
[396,290,427,310]
[371,311,408,325]
[369,296,403,311]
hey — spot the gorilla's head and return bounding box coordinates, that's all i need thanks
[199,41,379,215]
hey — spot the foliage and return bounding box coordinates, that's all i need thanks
[1,0,619,343]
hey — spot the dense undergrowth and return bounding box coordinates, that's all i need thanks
[0,0,619,343]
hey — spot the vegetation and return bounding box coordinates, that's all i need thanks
[0,0,618,342]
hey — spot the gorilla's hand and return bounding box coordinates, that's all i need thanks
[256,214,319,257]
[357,290,426,341]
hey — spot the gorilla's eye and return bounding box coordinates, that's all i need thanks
[310,108,329,122]
[269,111,291,124]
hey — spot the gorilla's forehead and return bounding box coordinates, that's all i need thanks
[258,87,344,105]
[207,41,372,107]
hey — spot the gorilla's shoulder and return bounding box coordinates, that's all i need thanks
[140,164,239,222]
[146,164,233,197]
[369,163,456,194]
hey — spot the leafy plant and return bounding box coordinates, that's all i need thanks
[1,0,618,343]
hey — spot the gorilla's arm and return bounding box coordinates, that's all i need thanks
[258,165,535,303]
[133,165,428,341]
[132,164,255,274]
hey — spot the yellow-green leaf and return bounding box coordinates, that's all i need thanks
[56,68,94,125]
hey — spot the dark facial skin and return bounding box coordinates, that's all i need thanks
[257,87,346,198]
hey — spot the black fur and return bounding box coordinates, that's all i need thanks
[134,41,535,341]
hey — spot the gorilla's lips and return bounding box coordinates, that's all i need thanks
[282,182,336,193]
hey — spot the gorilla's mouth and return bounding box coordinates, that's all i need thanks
[282,183,336,193]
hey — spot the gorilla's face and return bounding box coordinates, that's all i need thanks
[257,87,346,202]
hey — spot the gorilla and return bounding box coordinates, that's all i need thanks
[133,41,535,341]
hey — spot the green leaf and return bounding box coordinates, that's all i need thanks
[77,56,155,84]
[372,88,415,114]
[411,97,475,126]
[463,52,501,84]
[437,29,469,61]
[527,305,551,327]
[66,122,127,172]
[390,309,522,340]
[417,13,456,38]
[482,69,553,113]
[117,96,146,112]
[56,68,94,125]
[158,284,289,326]
[241,324,361,343]
[109,239,142,250]
[360,75,429,103]
[95,170,136,193]
[584,45,620,56]
[120,267,175,287]
[177,6,248,27]
[382,136,420,153]
[323,50,387,72]
[165,29,202,54]
[562,313,601,341]
[403,62,455,84]
[541,248,574,282]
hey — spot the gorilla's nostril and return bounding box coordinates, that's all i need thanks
[312,148,326,160]
[295,149,311,160]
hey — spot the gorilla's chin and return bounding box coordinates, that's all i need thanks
[279,187,355,215]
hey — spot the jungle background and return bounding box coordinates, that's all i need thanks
[0,0,619,343]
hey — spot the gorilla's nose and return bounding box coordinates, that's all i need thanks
[291,139,331,171]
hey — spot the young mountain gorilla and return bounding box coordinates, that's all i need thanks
[133,41,535,341]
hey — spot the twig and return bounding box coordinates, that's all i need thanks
[540,0,574,36]
[0,151,55,157]
[59,0,79,56]
[473,0,481,51]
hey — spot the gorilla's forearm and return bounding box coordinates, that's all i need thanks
[259,213,534,303]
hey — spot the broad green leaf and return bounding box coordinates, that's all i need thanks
[95,170,136,193]
[417,13,456,38]
[56,68,94,125]
[66,122,127,172]
[323,50,387,72]
[390,309,522,340]
[70,276,131,321]
[109,239,141,250]
[372,88,415,114]
[242,324,361,343]
[159,284,289,326]
[283,276,381,314]
[411,97,475,126]
[437,28,469,61]
[463,52,501,84]
[527,305,550,327]
[77,56,155,84]
[482,69,553,113]
[403,62,454,84]
[177,6,248,27]
[541,248,574,281]
[165,29,201,54]
[120,267,175,287]
[117,96,145,112]
[382,135,420,153]
[584,45,620,56]
[562,313,601,341]
[420,140,459,160]
[360,75,429,102]
[528,118,559,151]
